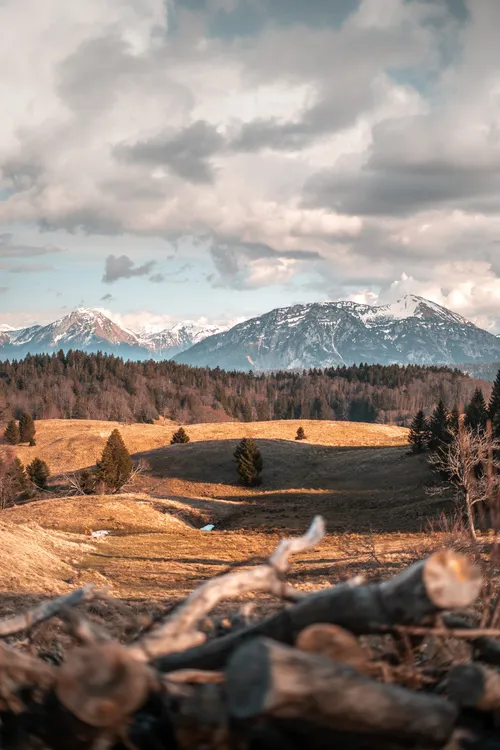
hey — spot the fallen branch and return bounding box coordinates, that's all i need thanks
[130,516,326,661]
[0,585,97,638]
[155,549,482,673]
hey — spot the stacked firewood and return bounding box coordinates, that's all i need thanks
[2,517,500,749]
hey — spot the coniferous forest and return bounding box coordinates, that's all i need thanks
[0,350,491,426]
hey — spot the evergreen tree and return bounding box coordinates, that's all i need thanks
[95,429,132,492]
[171,427,190,444]
[26,457,50,490]
[234,438,263,486]
[19,412,36,444]
[408,410,429,453]
[295,426,306,441]
[490,368,500,436]
[428,400,450,451]
[4,420,20,445]
[448,405,460,434]
[11,457,28,492]
[464,388,489,431]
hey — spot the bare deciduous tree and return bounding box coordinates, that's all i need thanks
[428,420,500,540]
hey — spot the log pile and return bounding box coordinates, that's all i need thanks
[1,516,500,749]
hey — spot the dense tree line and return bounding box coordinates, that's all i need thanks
[0,350,490,427]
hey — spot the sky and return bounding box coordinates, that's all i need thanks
[1,0,500,332]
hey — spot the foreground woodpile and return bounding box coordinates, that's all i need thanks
[2,518,500,749]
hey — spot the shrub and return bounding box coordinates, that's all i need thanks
[234,438,263,486]
[4,420,20,445]
[171,427,190,444]
[27,457,50,490]
[95,429,132,492]
[295,426,306,441]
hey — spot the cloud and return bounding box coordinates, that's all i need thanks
[101,293,113,302]
[0,233,64,258]
[0,286,8,294]
[102,254,157,283]
[149,272,165,283]
[116,120,225,184]
[5,263,55,273]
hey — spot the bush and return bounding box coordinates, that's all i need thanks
[4,420,20,445]
[95,429,132,492]
[234,438,263,487]
[295,426,306,440]
[171,427,190,444]
[27,457,50,490]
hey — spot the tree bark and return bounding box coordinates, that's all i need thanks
[225,638,457,746]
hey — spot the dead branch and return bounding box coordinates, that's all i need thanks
[129,516,326,661]
[295,623,372,673]
[0,585,97,638]
[225,638,458,746]
[155,549,482,673]
[0,642,55,712]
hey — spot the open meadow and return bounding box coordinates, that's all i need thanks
[0,418,450,606]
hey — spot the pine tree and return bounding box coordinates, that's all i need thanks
[11,457,28,492]
[428,400,450,451]
[448,405,460,434]
[295,426,306,440]
[27,457,50,490]
[171,427,190,444]
[19,412,36,444]
[95,429,132,492]
[491,369,500,436]
[408,410,429,453]
[234,438,263,486]
[464,389,489,431]
[4,420,20,445]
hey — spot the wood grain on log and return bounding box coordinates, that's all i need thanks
[156,550,482,673]
[55,642,156,727]
[295,623,372,673]
[225,638,458,746]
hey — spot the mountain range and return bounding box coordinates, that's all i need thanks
[2,295,500,370]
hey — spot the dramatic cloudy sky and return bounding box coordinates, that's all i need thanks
[1,0,500,331]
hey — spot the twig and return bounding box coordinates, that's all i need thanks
[0,585,97,638]
[129,516,326,661]
[386,624,500,639]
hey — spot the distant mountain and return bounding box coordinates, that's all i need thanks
[175,295,500,371]
[0,309,226,360]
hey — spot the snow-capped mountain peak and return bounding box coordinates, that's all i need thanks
[176,295,500,371]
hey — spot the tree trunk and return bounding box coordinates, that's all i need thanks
[465,492,477,540]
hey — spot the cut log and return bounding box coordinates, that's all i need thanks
[55,643,156,728]
[295,624,371,673]
[225,638,458,746]
[446,663,500,711]
[156,550,482,673]
[443,614,500,666]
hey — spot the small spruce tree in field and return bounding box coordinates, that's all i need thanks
[95,429,132,492]
[19,412,36,444]
[27,457,50,490]
[171,427,190,444]
[4,419,20,445]
[234,438,263,486]
[295,426,306,441]
[428,400,450,451]
[408,410,429,454]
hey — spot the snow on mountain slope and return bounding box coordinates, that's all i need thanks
[0,309,224,360]
[175,295,500,371]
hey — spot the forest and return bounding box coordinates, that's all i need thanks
[0,350,491,426]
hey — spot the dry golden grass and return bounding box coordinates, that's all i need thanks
[7,418,407,475]
[1,418,444,609]
[0,518,94,594]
